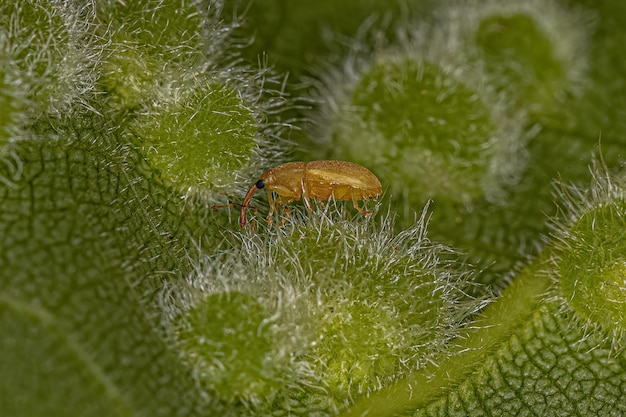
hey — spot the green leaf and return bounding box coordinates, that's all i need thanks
[339,250,626,416]
[0,131,229,416]
[0,296,132,417]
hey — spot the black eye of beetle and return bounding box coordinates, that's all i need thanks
[256,179,265,189]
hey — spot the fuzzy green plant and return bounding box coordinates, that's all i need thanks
[308,0,597,284]
[2,0,626,416]
[167,208,485,415]
[0,0,286,415]
[550,159,626,350]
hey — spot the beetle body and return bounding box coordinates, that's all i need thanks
[240,160,382,227]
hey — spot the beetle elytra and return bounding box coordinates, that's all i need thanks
[238,160,382,228]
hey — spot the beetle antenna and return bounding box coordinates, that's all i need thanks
[210,201,240,210]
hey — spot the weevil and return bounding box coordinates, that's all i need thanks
[238,160,382,228]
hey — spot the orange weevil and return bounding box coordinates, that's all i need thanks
[238,160,382,227]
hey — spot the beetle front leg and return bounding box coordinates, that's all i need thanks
[277,204,292,226]
[274,196,295,226]
[266,190,276,226]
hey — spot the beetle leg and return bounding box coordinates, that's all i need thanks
[278,206,292,226]
[266,190,276,226]
[352,196,371,216]
[273,196,295,226]
[249,205,259,232]
[267,192,296,227]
